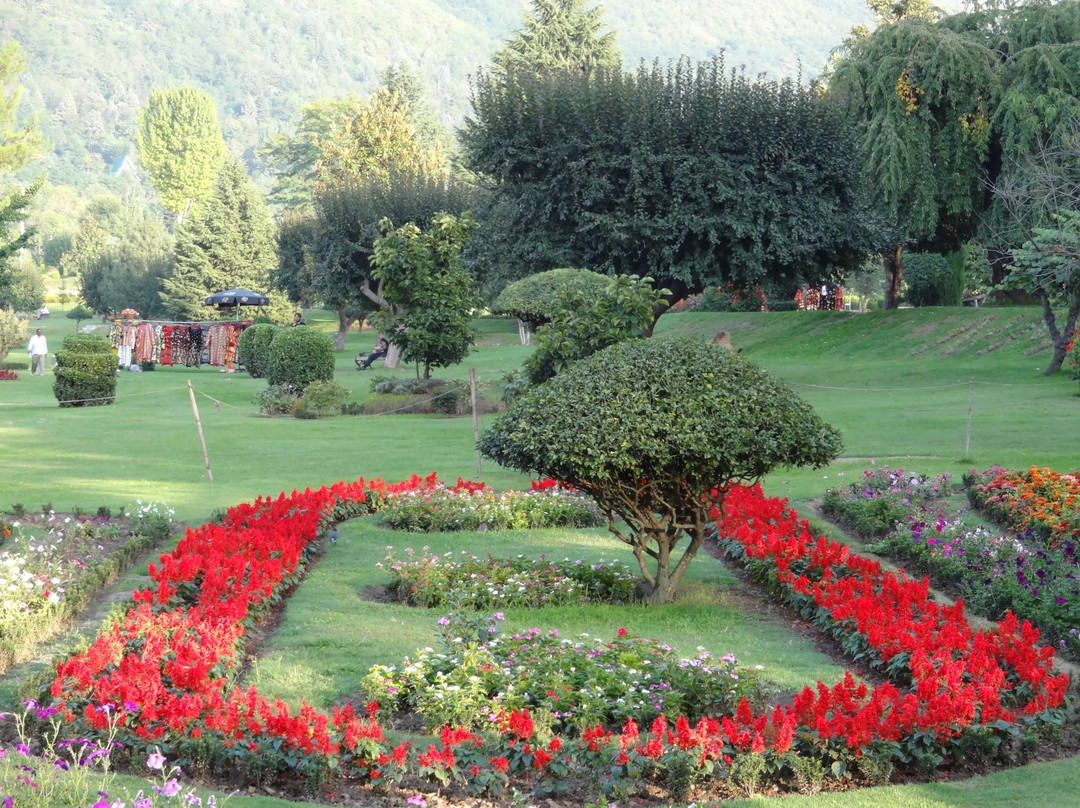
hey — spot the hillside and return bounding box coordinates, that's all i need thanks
[0,0,887,189]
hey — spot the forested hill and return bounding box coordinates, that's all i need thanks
[2,0,886,188]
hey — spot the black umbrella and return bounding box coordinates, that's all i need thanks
[205,289,270,308]
[205,289,270,321]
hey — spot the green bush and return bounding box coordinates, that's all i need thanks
[479,337,842,602]
[492,267,612,330]
[238,323,280,379]
[904,253,962,307]
[366,377,473,415]
[294,379,351,418]
[52,334,116,408]
[0,308,28,363]
[266,326,334,390]
[254,383,300,415]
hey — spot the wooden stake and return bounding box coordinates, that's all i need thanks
[470,367,481,475]
[964,378,974,461]
[188,379,214,482]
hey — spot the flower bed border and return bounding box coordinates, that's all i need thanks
[45,477,1073,801]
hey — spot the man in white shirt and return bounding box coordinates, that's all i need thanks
[27,328,48,375]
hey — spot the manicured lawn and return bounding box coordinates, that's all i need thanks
[0,305,1077,806]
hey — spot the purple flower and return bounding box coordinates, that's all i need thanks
[153,778,181,798]
[147,750,166,770]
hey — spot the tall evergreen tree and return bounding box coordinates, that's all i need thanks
[136,86,227,224]
[160,156,285,321]
[491,0,621,76]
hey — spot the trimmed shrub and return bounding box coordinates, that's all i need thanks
[53,334,116,408]
[237,323,279,379]
[492,267,612,331]
[266,326,334,391]
[294,379,351,418]
[479,337,842,602]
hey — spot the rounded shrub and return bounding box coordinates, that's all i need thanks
[479,336,842,602]
[266,326,334,391]
[53,334,117,408]
[238,323,280,379]
[492,268,612,330]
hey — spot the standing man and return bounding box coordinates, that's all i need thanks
[27,328,48,375]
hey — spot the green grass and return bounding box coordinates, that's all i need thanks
[2,305,1079,806]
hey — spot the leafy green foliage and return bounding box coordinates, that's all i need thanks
[463,58,870,301]
[236,323,280,379]
[491,0,621,76]
[491,267,611,330]
[0,41,43,175]
[0,260,44,312]
[370,213,481,379]
[301,169,474,348]
[830,2,1080,307]
[0,307,27,362]
[52,334,116,408]
[479,336,842,601]
[253,382,301,415]
[380,487,602,535]
[0,178,40,299]
[77,208,173,318]
[266,326,334,391]
[902,252,961,307]
[293,378,351,418]
[524,274,664,384]
[1010,209,1080,374]
[159,156,284,321]
[136,86,227,222]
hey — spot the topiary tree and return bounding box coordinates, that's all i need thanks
[478,337,842,603]
[267,326,334,391]
[53,334,116,408]
[237,323,280,379]
[66,305,94,333]
[492,267,612,344]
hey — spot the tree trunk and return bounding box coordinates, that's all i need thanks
[517,319,531,346]
[1040,289,1080,375]
[883,246,903,310]
[383,342,403,369]
[334,305,360,351]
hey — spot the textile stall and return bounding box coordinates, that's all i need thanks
[107,319,247,368]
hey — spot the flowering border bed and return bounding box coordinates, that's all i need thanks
[43,477,1073,802]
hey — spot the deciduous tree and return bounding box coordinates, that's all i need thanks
[463,58,871,307]
[369,212,480,379]
[136,86,227,224]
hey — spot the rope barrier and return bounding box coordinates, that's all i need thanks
[789,379,1022,392]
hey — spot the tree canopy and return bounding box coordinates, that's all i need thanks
[462,57,872,303]
[136,86,227,223]
[491,0,621,76]
[491,267,612,331]
[160,156,284,321]
[828,1,1080,307]
[0,41,43,176]
[479,337,842,602]
[369,213,481,379]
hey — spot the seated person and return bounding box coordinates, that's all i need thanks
[356,337,389,370]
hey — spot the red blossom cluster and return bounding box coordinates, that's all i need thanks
[711,484,1069,752]
[51,477,404,779]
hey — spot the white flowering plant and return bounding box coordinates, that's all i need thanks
[380,547,637,609]
[362,625,763,736]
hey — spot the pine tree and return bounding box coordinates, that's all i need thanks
[160,156,285,321]
[491,0,621,76]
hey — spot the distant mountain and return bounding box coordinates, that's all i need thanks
[0,0,935,191]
